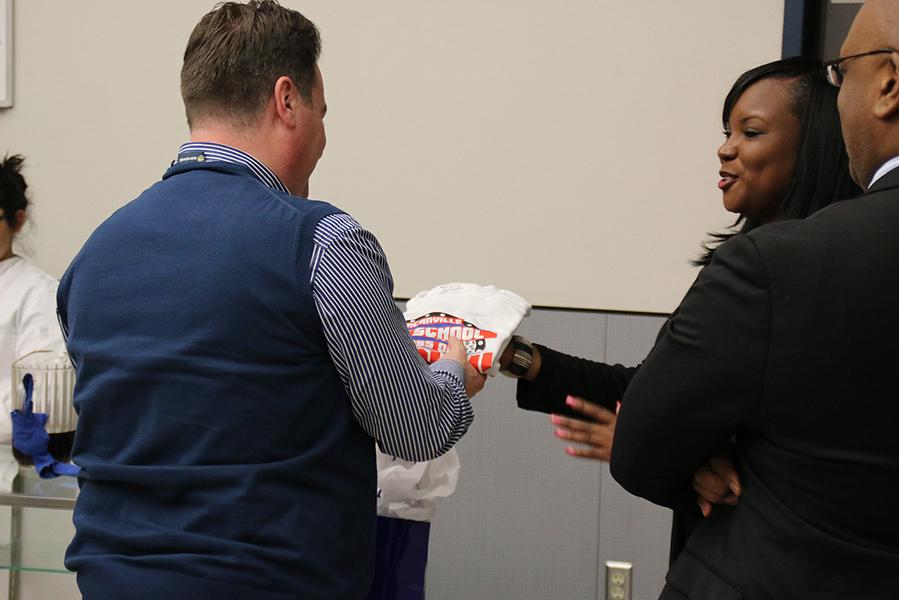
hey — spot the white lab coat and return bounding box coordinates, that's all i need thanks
[0,256,66,490]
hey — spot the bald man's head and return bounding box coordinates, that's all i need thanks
[844,0,899,55]
[837,0,899,188]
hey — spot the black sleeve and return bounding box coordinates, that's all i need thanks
[516,345,637,417]
[610,234,769,509]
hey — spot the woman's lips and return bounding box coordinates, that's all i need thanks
[718,173,738,191]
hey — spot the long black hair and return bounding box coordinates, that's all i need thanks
[695,57,860,266]
[0,154,28,229]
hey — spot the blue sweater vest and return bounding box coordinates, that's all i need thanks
[60,161,376,599]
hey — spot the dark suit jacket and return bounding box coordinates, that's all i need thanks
[611,168,899,599]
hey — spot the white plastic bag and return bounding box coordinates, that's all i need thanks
[376,447,460,522]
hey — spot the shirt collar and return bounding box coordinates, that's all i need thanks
[176,142,290,194]
[868,156,899,189]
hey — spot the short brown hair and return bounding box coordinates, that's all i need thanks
[180,0,321,128]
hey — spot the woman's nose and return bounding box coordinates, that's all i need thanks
[718,138,737,162]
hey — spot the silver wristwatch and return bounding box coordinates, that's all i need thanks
[500,335,535,378]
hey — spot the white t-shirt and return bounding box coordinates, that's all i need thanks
[404,283,531,376]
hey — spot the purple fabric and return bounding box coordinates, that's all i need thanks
[365,516,431,600]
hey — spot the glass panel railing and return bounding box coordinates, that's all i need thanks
[0,468,78,576]
[0,537,72,574]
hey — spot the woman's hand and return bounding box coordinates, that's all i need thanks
[550,395,617,462]
[693,455,741,517]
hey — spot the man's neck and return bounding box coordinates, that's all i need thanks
[189,124,296,193]
[189,129,261,160]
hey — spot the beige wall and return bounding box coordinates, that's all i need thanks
[0,1,783,313]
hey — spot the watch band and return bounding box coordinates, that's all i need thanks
[501,335,535,378]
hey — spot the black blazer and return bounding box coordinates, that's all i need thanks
[611,168,899,599]
[516,345,634,418]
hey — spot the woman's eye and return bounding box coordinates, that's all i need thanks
[744,129,762,138]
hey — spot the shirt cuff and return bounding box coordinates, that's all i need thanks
[430,358,465,386]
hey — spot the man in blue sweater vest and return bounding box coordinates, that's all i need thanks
[58,2,483,598]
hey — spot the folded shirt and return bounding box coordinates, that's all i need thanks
[405,283,531,376]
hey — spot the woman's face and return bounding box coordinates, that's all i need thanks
[0,210,24,260]
[717,78,802,223]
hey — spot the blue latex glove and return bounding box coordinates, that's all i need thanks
[11,375,51,456]
[10,374,80,479]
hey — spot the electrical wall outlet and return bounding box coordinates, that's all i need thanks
[605,560,633,600]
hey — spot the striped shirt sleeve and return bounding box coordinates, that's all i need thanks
[310,213,474,462]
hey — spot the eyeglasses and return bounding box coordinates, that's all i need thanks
[825,48,897,87]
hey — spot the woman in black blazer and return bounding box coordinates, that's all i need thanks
[501,57,860,561]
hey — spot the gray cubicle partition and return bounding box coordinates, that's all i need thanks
[782,0,861,60]
[420,307,671,600]
[817,1,862,60]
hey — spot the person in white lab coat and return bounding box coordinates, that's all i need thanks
[0,155,66,491]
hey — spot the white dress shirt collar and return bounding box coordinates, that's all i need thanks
[176,142,290,194]
[868,156,899,188]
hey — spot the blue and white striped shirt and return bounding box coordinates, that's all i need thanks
[178,143,473,461]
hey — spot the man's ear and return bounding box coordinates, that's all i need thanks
[874,52,899,120]
[272,76,298,127]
